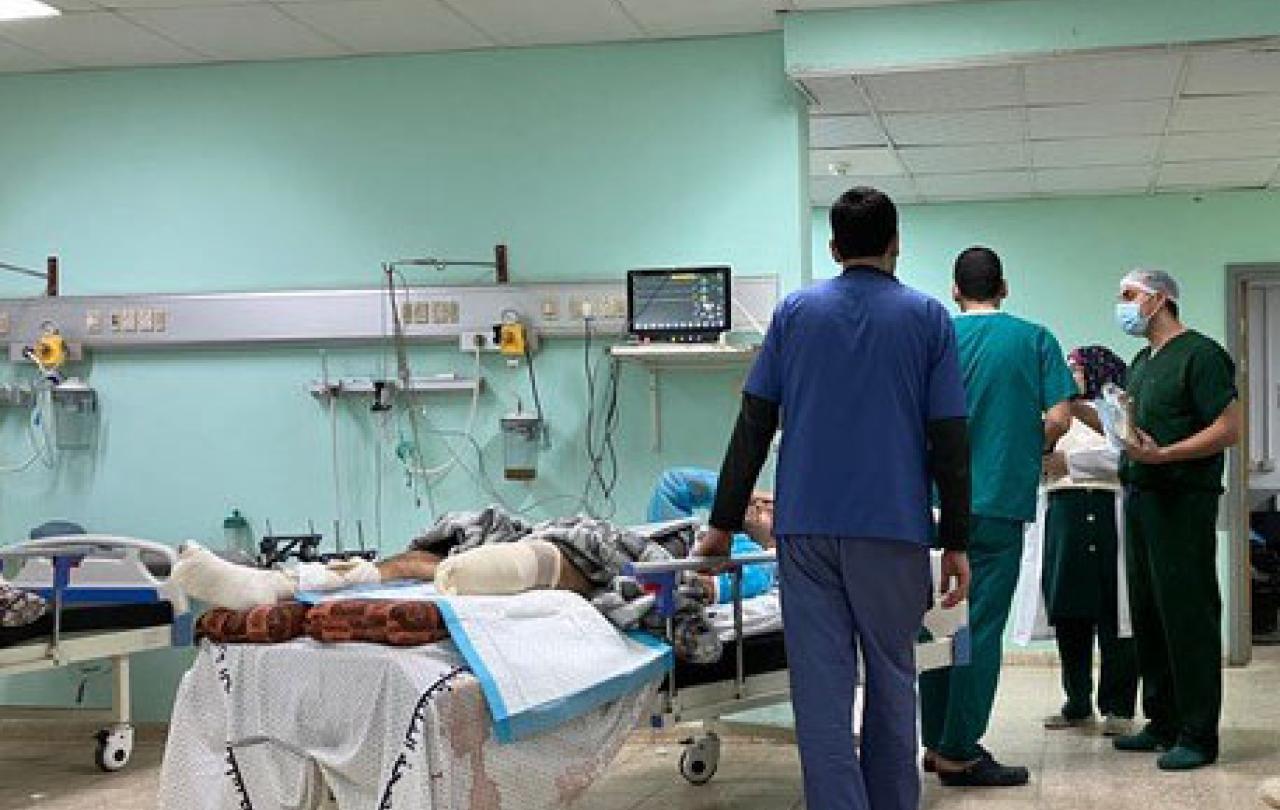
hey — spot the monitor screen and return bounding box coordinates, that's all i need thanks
[627,267,731,338]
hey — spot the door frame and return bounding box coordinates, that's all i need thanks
[1224,263,1280,666]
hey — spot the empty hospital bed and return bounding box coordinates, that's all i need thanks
[0,535,194,771]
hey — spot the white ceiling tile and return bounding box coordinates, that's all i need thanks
[1030,135,1160,168]
[1158,158,1278,189]
[277,0,490,54]
[1033,166,1152,193]
[43,0,98,10]
[899,142,1028,174]
[615,0,780,37]
[119,5,345,60]
[1170,95,1280,133]
[1163,129,1280,162]
[794,0,982,6]
[864,65,1021,113]
[442,0,641,46]
[1026,101,1169,139]
[809,115,884,148]
[0,35,65,71]
[1025,53,1182,104]
[810,147,902,177]
[884,108,1023,146]
[799,76,866,114]
[1184,50,1280,96]
[914,171,1032,198]
[809,174,919,207]
[0,11,200,66]
[97,0,261,7]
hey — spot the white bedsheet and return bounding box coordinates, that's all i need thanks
[705,590,782,642]
[160,639,656,810]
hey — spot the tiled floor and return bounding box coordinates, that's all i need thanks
[3,648,1279,810]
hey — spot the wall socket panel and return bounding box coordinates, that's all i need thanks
[458,330,500,353]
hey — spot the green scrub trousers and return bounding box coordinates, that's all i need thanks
[920,516,1025,762]
[1125,487,1222,756]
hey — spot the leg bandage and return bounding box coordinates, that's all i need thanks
[172,542,294,610]
[434,540,562,596]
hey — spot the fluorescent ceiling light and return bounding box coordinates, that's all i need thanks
[0,0,61,21]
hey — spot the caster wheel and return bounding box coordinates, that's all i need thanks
[94,725,134,772]
[678,733,720,785]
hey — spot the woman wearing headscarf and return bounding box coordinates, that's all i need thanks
[1038,345,1139,736]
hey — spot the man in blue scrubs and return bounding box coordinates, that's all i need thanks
[698,187,973,810]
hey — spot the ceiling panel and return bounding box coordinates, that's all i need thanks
[0,11,199,66]
[809,174,920,207]
[120,5,346,60]
[794,0,983,7]
[810,115,884,148]
[884,108,1023,146]
[799,76,866,114]
[1026,100,1169,139]
[615,0,780,37]
[810,147,902,177]
[1157,158,1278,189]
[0,36,65,71]
[442,0,641,47]
[899,142,1028,174]
[1033,166,1152,193]
[279,0,491,54]
[43,0,98,10]
[1030,135,1160,168]
[1169,95,1280,132]
[1024,53,1182,104]
[914,171,1032,198]
[95,0,261,7]
[864,65,1021,113]
[1183,50,1280,96]
[1162,129,1280,162]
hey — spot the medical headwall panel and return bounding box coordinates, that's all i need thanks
[0,278,779,355]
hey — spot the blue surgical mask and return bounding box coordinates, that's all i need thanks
[1115,300,1150,337]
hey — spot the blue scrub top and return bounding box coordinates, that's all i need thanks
[647,467,776,603]
[745,268,967,545]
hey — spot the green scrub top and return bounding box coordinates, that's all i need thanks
[954,311,1076,523]
[1120,330,1237,493]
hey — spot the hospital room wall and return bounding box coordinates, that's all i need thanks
[0,34,802,720]
[812,191,1280,642]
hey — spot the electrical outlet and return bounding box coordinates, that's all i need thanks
[138,308,154,332]
[85,310,102,335]
[0,312,10,338]
[458,330,500,353]
[412,301,430,324]
[568,298,586,319]
[541,298,560,321]
[153,309,167,333]
[122,309,138,332]
[400,302,414,325]
[110,311,122,332]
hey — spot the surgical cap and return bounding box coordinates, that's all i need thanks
[1121,267,1180,301]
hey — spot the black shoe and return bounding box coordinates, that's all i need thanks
[938,749,1030,788]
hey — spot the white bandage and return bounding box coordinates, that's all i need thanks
[171,542,294,609]
[435,540,561,596]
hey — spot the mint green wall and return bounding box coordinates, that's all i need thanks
[812,191,1280,351]
[0,34,802,720]
[784,0,1280,73]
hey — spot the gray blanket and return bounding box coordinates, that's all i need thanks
[410,507,721,663]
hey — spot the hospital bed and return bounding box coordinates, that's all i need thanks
[626,519,971,785]
[0,535,194,771]
[160,520,968,808]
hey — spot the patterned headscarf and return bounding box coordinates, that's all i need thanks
[1068,345,1127,401]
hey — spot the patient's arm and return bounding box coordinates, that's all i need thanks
[376,550,444,582]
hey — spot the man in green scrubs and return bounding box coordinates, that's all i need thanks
[921,247,1076,787]
[1112,268,1241,771]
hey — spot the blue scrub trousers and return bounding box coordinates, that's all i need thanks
[779,535,932,810]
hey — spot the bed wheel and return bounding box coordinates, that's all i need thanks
[678,733,720,785]
[94,724,134,772]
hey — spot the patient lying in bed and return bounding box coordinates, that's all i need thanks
[173,469,776,613]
